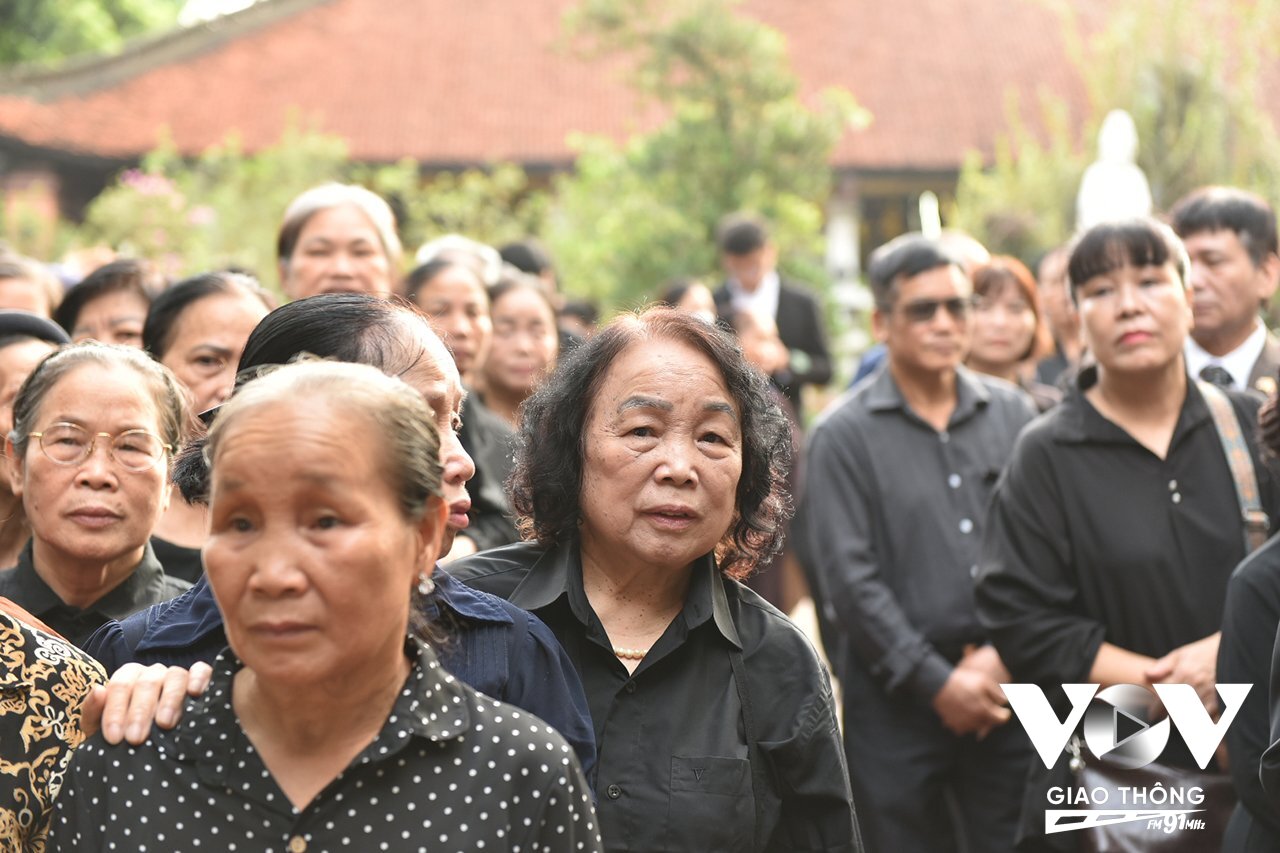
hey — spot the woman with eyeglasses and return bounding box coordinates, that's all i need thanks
[0,343,191,647]
[481,275,560,430]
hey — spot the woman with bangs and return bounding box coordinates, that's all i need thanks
[975,218,1280,851]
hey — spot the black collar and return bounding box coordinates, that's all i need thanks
[507,540,742,651]
[1051,365,1212,447]
[10,539,167,622]
[863,363,992,429]
[172,637,472,786]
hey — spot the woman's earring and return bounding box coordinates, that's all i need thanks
[417,573,435,596]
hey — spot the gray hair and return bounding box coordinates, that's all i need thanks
[10,342,188,455]
[276,183,403,275]
[204,360,443,521]
[0,254,61,315]
[415,234,503,286]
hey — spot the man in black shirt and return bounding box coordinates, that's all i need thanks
[797,236,1034,853]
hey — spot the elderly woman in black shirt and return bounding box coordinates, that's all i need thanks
[49,360,601,852]
[450,307,861,851]
[0,343,190,647]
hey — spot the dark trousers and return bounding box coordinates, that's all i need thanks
[841,659,1031,853]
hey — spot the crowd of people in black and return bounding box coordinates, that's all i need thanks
[3,177,1280,853]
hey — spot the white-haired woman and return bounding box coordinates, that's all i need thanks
[276,183,403,299]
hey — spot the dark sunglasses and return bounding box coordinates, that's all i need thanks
[896,296,973,323]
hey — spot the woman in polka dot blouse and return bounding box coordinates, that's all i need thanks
[48,361,602,853]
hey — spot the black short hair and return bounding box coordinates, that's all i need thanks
[559,298,599,327]
[510,306,792,579]
[867,235,964,308]
[716,213,770,256]
[498,239,555,277]
[658,277,699,308]
[143,271,273,359]
[53,259,156,334]
[1066,219,1190,296]
[1170,186,1278,266]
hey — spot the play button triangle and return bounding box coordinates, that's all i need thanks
[1113,706,1149,747]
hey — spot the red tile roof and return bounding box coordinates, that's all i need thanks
[0,0,1207,172]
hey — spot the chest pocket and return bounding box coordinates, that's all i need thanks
[665,755,753,849]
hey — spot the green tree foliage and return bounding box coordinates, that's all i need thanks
[546,0,867,308]
[953,92,1084,265]
[359,162,548,256]
[70,0,865,309]
[0,0,182,67]
[79,123,349,287]
[953,0,1280,262]
[75,121,549,291]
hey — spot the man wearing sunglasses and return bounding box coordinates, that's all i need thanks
[797,235,1035,853]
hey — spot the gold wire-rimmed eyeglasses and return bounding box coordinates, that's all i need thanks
[28,423,171,472]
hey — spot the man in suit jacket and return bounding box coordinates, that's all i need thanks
[713,213,832,414]
[1172,186,1280,397]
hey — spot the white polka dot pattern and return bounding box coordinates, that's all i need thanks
[45,639,603,852]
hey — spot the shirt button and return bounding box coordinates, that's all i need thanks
[624,681,636,694]
[607,784,623,799]
[1168,479,1178,491]
[969,564,979,578]
[959,518,974,534]
[1172,492,1182,504]
[288,837,307,853]
[939,432,951,444]
[948,474,961,489]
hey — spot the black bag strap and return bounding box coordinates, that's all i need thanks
[729,646,768,850]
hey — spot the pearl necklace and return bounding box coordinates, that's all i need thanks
[613,646,648,661]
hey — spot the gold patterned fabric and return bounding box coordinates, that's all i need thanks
[0,610,105,853]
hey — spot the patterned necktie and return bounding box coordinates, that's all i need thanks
[1199,364,1234,389]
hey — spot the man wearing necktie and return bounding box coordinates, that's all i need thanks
[1172,186,1280,397]
[1200,363,1236,389]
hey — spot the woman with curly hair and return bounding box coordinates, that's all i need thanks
[449,306,861,852]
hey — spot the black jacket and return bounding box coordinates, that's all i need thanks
[449,540,863,852]
[714,278,832,414]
